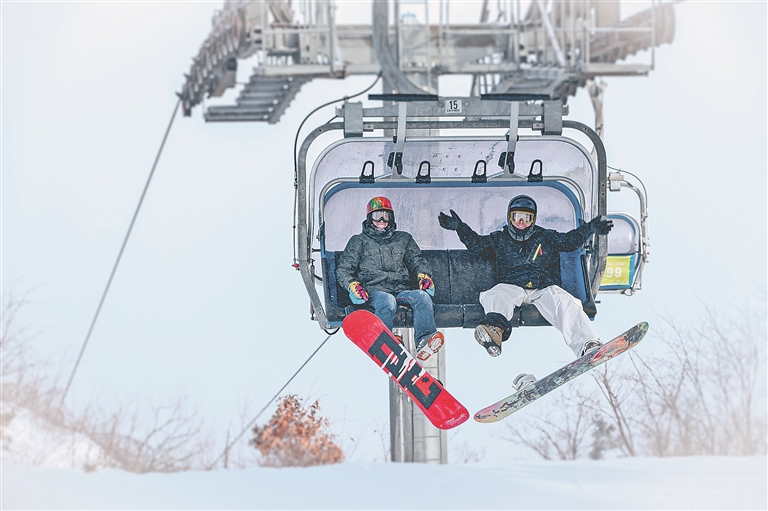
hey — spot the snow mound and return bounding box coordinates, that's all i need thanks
[4,456,765,510]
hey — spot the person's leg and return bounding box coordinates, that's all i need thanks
[395,289,436,346]
[368,291,397,332]
[529,285,599,357]
[474,284,527,356]
[479,284,526,319]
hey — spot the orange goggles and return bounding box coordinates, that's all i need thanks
[509,210,534,225]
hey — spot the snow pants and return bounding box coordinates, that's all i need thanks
[479,284,598,357]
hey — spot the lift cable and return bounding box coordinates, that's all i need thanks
[209,332,333,469]
[292,72,382,268]
[60,98,182,407]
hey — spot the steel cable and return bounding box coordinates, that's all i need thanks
[60,98,181,407]
[209,333,333,468]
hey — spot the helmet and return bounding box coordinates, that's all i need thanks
[507,195,537,241]
[366,196,393,215]
[508,195,536,215]
[365,196,396,234]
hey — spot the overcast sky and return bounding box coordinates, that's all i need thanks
[2,1,766,463]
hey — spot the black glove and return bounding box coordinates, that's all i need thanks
[589,216,613,235]
[438,210,463,231]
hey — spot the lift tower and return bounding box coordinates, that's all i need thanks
[180,0,674,123]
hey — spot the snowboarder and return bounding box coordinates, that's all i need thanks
[336,196,444,361]
[438,194,613,361]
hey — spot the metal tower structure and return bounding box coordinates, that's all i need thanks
[179,0,675,123]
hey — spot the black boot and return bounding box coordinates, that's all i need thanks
[474,312,512,357]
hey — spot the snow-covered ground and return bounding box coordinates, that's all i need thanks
[4,456,766,510]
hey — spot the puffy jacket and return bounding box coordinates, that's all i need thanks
[457,222,592,289]
[336,221,431,295]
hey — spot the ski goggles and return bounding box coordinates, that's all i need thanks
[509,210,534,226]
[371,211,392,223]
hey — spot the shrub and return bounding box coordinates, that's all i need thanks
[250,395,344,467]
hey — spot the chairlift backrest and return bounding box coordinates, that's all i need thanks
[322,181,581,252]
[310,137,598,245]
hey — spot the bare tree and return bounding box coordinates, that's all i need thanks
[370,415,391,462]
[591,306,767,458]
[500,385,596,460]
[67,397,213,473]
[449,427,485,463]
[501,305,766,460]
[2,292,216,472]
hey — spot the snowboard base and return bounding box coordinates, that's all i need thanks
[474,322,649,423]
[342,310,469,430]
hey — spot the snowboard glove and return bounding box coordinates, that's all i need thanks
[418,273,435,296]
[588,216,614,235]
[438,210,463,231]
[348,281,369,305]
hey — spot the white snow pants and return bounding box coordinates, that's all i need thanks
[479,284,598,357]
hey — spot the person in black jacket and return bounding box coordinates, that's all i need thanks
[438,195,612,359]
[336,196,444,361]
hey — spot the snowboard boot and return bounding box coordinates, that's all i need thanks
[512,372,537,391]
[474,324,503,357]
[416,331,445,362]
[474,312,511,357]
[580,339,602,357]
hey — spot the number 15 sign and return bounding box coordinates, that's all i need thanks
[444,99,462,114]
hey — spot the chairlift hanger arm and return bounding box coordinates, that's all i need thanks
[563,120,607,298]
[609,172,650,266]
[296,121,345,330]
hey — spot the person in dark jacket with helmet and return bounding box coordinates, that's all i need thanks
[336,196,444,361]
[438,195,612,362]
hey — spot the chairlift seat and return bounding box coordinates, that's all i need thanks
[322,248,596,329]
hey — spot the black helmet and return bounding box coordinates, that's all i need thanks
[507,195,537,241]
[508,195,537,215]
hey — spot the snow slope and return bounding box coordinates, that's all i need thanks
[4,456,765,510]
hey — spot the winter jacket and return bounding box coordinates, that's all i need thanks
[456,222,592,290]
[336,221,431,295]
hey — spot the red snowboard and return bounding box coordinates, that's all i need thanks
[342,310,469,430]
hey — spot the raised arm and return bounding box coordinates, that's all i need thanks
[552,217,614,252]
[438,210,495,260]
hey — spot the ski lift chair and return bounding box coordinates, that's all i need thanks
[314,138,600,330]
[599,213,644,294]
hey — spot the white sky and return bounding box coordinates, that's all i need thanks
[2,1,766,464]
